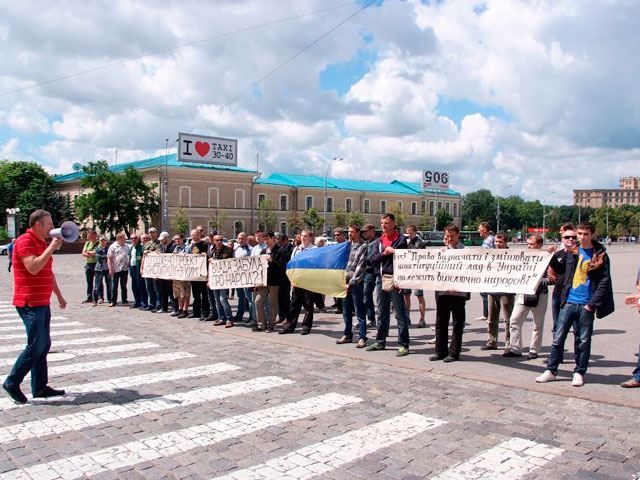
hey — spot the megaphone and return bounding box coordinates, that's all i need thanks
[49,221,79,243]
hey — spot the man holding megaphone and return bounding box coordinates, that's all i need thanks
[2,209,68,404]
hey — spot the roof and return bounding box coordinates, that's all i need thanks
[256,173,460,196]
[54,154,256,183]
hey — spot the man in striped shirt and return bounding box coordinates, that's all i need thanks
[3,209,67,404]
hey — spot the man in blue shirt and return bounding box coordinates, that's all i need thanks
[536,222,614,387]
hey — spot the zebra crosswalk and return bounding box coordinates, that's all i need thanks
[0,313,567,479]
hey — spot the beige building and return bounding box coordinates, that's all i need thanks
[55,154,462,237]
[574,177,640,208]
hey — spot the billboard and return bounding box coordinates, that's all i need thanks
[423,170,449,190]
[178,132,238,166]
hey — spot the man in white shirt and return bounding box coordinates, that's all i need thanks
[107,232,131,307]
[233,232,254,324]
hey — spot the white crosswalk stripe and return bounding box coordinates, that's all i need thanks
[0,392,362,480]
[0,327,103,341]
[0,376,294,445]
[0,363,240,411]
[0,343,161,368]
[431,437,564,480]
[46,352,196,377]
[213,412,446,480]
[0,316,66,324]
[0,321,83,332]
[0,335,131,354]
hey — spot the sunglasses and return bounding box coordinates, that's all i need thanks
[563,235,577,240]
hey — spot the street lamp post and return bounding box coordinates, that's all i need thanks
[323,157,343,235]
[496,184,513,233]
[5,207,20,238]
[542,190,556,244]
[250,173,262,232]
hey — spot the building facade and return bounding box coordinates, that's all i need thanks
[55,154,462,237]
[574,176,640,208]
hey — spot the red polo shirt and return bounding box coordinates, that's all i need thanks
[12,229,54,307]
[381,230,399,249]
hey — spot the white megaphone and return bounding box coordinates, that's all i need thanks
[49,221,80,243]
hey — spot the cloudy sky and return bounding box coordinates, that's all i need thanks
[1,0,638,204]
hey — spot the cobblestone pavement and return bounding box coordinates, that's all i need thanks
[0,247,639,479]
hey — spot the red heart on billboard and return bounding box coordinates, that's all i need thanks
[195,141,210,157]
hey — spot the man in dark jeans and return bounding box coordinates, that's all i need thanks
[189,228,212,321]
[3,209,67,404]
[362,224,378,328]
[141,228,161,312]
[129,233,147,309]
[81,229,99,303]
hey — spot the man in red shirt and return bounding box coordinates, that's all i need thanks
[3,209,67,404]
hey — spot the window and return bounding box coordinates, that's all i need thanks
[234,189,245,209]
[396,201,403,212]
[327,197,333,213]
[445,202,450,214]
[233,221,244,238]
[363,199,370,214]
[179,186,192,207]
[421,200,426,214]
[208,188,219,208]
[257,194,266,207]
[280,222,287,235]
[380,200,387,213]
[280,194,288,211]
[305,195,313,210]
[345,198,353,213]
[453,203,458,217]
[429,201,434,216]
[437,201,442,211]
[411,202,417,215]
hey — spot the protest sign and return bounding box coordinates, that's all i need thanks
[394,248,553,294]
[208,255,269,290]
[141,253,208,281]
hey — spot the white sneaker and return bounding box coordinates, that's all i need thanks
[427,337,436,344]
[475,316,487,321]
[535,370,557,383]
[572,373,584,387]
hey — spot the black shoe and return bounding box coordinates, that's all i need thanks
[177,312,188,319]
[149,309,158,313]
[502,350,522,358]
[2,382,27,404]
[252,326,264,332]
[279,329,294,335]
[480,344,498,351]
[33,386,65,398]
[300,329,311,335]
[187,313,199,319]
[170,310,181,317]
[527,352,539,360]
[129,305,140,309]
[82,298,92,304]
[443,355,459,363]
[429,354,445,361]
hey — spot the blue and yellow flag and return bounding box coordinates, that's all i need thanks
[286,242,350,298]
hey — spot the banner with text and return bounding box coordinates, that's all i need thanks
[208,255,269,290]
[142,253,208,281]
[394,248,553,294]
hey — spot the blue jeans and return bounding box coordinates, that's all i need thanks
[213,289,232,322]
[480,292,488,318]
[633,354,640,382]
[343,283,366,341]
[5,306,51,393]
[145,277,158,309]
[93,270,112,303]
[376,288,409,347]
[129,265,147,307]
[547,303,595,375]
[363,273,376,323]
[235,287,253,322]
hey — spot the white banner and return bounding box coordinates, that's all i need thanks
[141,253,208,281]
[178,132,238,166]
[394,248,553,294]
[422,170,449,190]
[208,255,269,290]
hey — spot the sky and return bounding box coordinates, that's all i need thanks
[0,0,638,205]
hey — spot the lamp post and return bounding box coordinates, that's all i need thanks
[250,172,262,232]
[5,207,20,238]
[496,184,513,233]
[323,157,343,235]
[542,190,556,244]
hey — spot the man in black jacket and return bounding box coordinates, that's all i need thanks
[365,213,410,357]
[536,222,614,387]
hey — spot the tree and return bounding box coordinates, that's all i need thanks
[287,210,303,234]
[462,189,496,230]
[257,198,277,231]
[332,208,349,228]
[0,160,66,231]
[208,208,229,233]
[302,207,322,234]
[171,205,190,236]
[389,205,405,227]
[74,161,159,238]
[436,208,453,230]
[419,212,434,231]
[348,210,366,227]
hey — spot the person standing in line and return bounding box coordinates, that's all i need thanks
[128,233,147,310]
[276,233,293,324]
[81,229,99,303]
[92,236,111,305]
[403,224,427,328]
[232,232,254,325]
[255,230,288,332]
[170,234,191,319]
[536,222,614,387]
[107,232,130,307]
[156,231,175,313]
[330,228,347,314]
[362,224,379,328]
[189,228,213,321]
[620,265,640,388]
[211,234,234,328]
[7,238,15,272]
[249,229,267,327]
[2,209,67,404]
[476,221,495,321]
[429,224,469,363]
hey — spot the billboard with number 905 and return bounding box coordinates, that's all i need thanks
[423,170,449,190]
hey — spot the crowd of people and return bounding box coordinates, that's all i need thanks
[74,213,640,389]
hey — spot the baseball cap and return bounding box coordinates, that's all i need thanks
[159,231,170,239]
[99,235,107,241]
[148,227,158,233]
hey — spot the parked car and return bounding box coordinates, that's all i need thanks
[0,243,9,255]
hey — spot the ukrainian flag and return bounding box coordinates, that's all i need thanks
[286,242,350,298]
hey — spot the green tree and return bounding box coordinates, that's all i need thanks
[436,208,453,230]
[332,208,349,228]
[74,161,159,238]
[462,189,496,230]
[257,198,277,231]
[348,210,366,228]
[287,210,303,234]
[0,160,66,231]
[302,207,322,234]
[208,208,229,233]
[171,205,190,236]
[389,205,405,227]
[419,211,434,231]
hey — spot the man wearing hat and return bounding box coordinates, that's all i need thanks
[141,228,161,312]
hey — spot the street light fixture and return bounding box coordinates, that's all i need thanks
[5,207,20,238]
[323,157,344,235]
[496,184,513,233]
